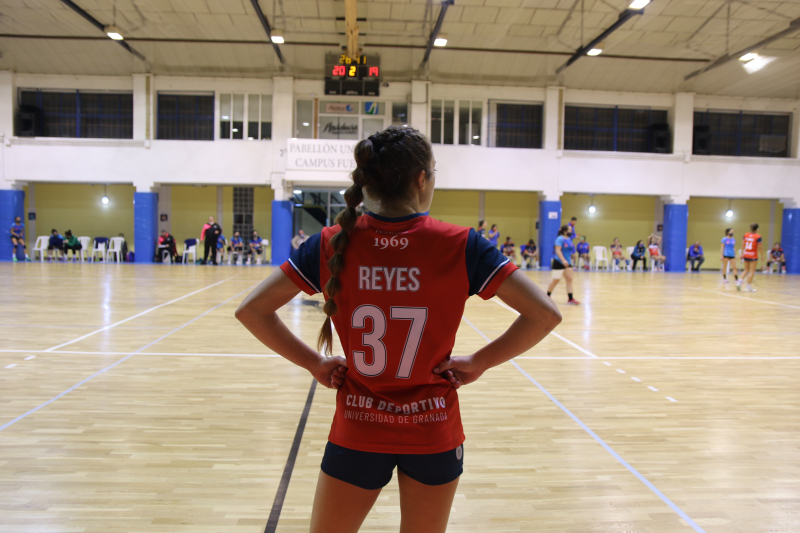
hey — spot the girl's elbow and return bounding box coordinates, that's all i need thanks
[234,301,253,323]
[547,308,563,330]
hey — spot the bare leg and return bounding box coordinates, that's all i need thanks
[546,278,560,294]
[564,267,574,295]
[309,471,381,533]
[398,470,459,533]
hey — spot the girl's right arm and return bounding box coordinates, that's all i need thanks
[236,269,347,389]
[435,270,562,387]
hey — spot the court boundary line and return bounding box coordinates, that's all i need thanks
[0,283,257,433]
[43,277,236,352]
[264,380,317,533]
[461,316,707,533]
[683,286,800,310]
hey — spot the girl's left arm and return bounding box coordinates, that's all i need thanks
[236,268,347,389]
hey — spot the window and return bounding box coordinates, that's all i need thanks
[490,102,543,149]
[157,94,214,140]
[392,101,408,125]
[295,100,313,139]
[564,105,669,153]
[693,110,790,158]
[18,89,133,139]
[233,187,254,239]
[431,99,479,145]
[220,94,272,140]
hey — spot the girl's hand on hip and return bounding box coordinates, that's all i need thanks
[434,356,485,389]
[311,356,348,389]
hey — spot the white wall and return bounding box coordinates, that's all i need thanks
[0,71,798,204]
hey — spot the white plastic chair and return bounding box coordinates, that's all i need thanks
[92,239,108,262]
[32,236,49,261]
[592,246,609,270]
[228,248,244,265]
[107,237,125,263]
[78,237,91,262]
[182,239,197,264]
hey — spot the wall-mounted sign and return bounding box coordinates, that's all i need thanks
[324,103,357,114]
[160,214,169,222]
[548,211,559,219]
[286,139,358,171]
[364,102,378,115]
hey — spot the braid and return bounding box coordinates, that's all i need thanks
[316,125,432,356]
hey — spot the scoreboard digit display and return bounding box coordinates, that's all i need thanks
[325,53,381,96]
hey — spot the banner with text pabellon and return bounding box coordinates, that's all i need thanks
[285,139,358,185]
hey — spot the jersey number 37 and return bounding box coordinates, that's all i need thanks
[351,305,427,379]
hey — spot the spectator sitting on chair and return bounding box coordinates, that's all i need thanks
[229,231,244,261]
[631,240,647,271]
[291,229,308,250]
[62,230,82,261]
[576,236,591,270]
[610,238,629,270]
[764,242,786,273]
[217,234,227,264]
[249,230,264,263]
[10,216,31,261]
[687,241,705,271]
[522,238,538,269]
[648,234,666,271]
[501,237,515,263]
[48,229,65,261]
[158,230,177,262]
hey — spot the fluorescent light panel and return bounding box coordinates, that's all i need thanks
[629,0,650,9]
[434,36,447,47]
[587,48,602,56]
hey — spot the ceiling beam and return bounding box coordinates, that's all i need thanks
[555,6,646,75]
[684,16,800,81]
[59,0,146,61]
[420,0,454,69]
[249,0,285,65]
[345,0,360,59]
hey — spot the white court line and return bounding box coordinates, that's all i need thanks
[616,369,626,373]
[648,386,659,392]
[603,361,612,366]
[461,315,707,533]
[666,397,677,402]
[24,355,36,360]
[0,349,278,357]
[5,364,17,368]
[631,377,641,382]
[489,298,598,358]
[683,286,800,310]
[44,277,235,352]
[0,283,258,433]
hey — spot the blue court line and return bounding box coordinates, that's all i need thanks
[461,316,707,533]
[0,284,257,433]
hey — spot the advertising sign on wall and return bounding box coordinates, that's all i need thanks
[286,139,358,172]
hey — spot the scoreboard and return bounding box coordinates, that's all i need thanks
[325,53,380,96]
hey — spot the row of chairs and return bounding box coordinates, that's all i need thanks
[169,239,268,265]
[31,236,126,262]
[578,246,663,271]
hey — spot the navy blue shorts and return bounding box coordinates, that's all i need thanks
[321,442,464,491]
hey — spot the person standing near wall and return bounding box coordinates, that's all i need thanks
[720,229,740,288]
[547,225,580,305]
[10,216,30,261]
[200,216,221,265]
[488,224,499,249]
[741,223,763,292]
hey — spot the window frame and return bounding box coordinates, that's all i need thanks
[563,104,670,153]
[488,100,544,149]
[156,93,215,141]
[693,109,791,158]
[18,88,133,139]
[219,93,272,141]
[430,98,483,146]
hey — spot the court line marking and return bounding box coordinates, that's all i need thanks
[0,283,258,433]
[264,380,317,533]
[5,364,17,368]
[631,377,641,382]
[667,397,678,402]
[461,316,706,533]
[43,277,236,352]
[488,298,598,358]
[683,286,800,310]
[648,386,659,392]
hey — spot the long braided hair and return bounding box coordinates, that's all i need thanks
[317,125,433,355]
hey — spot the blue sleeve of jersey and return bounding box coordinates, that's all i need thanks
[554,236,564,248]
[465,228,511,297]
[287,232,322,294]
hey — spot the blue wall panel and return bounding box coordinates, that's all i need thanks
[0,190,25,262]
[538,200,562,270]
[134,192,158,263]
[663,203,688,272]
[782,208,800,275]
[271,200,293,266]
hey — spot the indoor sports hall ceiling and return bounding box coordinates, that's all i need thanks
[0,0,799,98]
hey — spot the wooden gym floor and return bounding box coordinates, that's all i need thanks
[1,263,799,533]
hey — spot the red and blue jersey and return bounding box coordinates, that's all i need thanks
[281,212,517,454]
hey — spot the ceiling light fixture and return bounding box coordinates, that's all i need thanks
[271,31,284,44]
[434,35,448,47]
[726,199,734,218]
[739,52,758,62]
[742,55,775,74]
[101,184,110,205]
[105,25,123,40]
[302,122,310,127]
[339,190,346,195]
[588,195,597,214]
[293,189,302,195]
[587,48,603,56]
[628,0,650,9]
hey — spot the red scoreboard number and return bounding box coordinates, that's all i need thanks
[330,63,380,79]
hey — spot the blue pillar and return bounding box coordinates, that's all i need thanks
[0,189,25,262]
[538,200,562,270]
[271,200,293,266]
[134,192,158,263]
[662,203,688,272]
[782,208,800,275]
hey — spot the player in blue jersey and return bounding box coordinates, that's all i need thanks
[720,228,740,288]
[236,125,562,533]
[576,236,590,270]
[9,216,30,261]
[546,225,580,305]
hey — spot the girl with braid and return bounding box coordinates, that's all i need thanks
[236,125,561,533]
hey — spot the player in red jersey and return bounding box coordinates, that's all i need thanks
[740,223,763,292]
[236,126,562,533]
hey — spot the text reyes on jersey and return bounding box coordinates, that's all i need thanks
[359,266,420,291]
